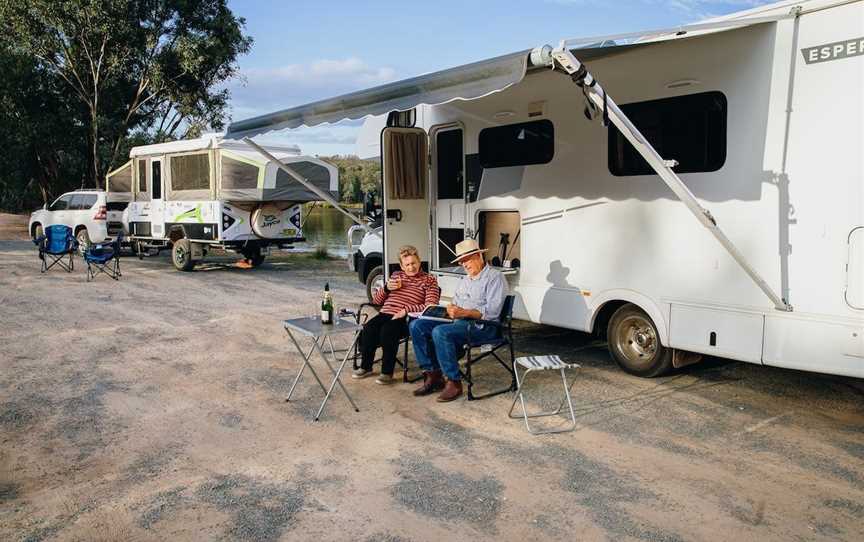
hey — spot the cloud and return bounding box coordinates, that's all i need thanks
[227,57,397,123]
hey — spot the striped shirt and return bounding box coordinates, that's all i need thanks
[372,271,440,315]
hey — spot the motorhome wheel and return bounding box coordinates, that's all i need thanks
[75,228,91,257]
[365,266,383,302]
[172,239,195,272]
[607,304,673,377]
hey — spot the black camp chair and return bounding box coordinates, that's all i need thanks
[461,294,517,400]
[34,224,77,273]
[83,231,123,281]
[350,302,423,383]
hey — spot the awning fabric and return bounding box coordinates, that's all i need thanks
[225,12,791,140]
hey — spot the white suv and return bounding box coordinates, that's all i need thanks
[29,190,109,253]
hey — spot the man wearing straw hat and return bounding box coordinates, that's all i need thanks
[409,238,508,402]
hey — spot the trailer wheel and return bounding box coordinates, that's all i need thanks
[172,239,195,272]
[607,304,673,377]
[244,251,266,268]
[365,265,383,302]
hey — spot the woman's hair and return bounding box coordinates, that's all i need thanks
[398,245,420,261]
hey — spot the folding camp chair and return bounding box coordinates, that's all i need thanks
[461,294,518,400]
[508,355,580,435]
[83,231,123,281]
[34,224,77,273]
[349,302,422,383]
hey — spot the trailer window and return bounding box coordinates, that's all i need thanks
[137,159,148,193]
[170,153,210,191]
[479,120,554,168]
[221,155,260,189]
[108,162,132,193]
[436,129,463,200]
[608,91,727,176]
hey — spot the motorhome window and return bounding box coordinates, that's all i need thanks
[152,162,162,199]
[137,159,147,193]
[436,129,463,200]
[478,120,554,168]
[608,91,727,176]
[109,163,133,193]
[384,131,427,200]
[49,195,71,211]
[170,153,210,191]
[221,156,260,189]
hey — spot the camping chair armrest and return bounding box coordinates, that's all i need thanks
[355,302,383,324]
[33,235,46,246]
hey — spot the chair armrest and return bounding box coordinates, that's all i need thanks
[465,318,505,345]
[33,235,46,246]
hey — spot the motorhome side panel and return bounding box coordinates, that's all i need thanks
[760,3,864,376]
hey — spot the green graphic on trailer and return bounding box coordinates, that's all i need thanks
[174,205,204,223]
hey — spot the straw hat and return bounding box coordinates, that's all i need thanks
[451,239,488,264]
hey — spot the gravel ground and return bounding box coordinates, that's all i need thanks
[1,239,863,541]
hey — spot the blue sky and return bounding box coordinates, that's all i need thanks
[225,0,777,155]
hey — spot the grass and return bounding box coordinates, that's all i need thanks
[312,245,330,260]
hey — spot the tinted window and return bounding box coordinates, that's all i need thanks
[479,119,554,168]
[152,162,162,199]
[609,91,727,176]
[80,194,97,209]
[69,194,86,210]
[49,195,71,211]
[137,159,147,192]
[436,129,463,200]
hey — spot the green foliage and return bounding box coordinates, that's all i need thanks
[320,155,381,204]
[0,0,252,211]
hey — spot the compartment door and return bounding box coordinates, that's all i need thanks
[382,127,430,275]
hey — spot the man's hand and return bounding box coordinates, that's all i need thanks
[392,308,407,319]
[447,303,481,320]
[446,303,460,319]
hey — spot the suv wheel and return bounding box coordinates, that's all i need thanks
[75,228,91,256]
[365,265,383,302]
[31,223,43,241]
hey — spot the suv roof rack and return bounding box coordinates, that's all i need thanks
[75,188,104,192]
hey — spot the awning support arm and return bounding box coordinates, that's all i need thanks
[549,47,792,312]
[242,137,379,236]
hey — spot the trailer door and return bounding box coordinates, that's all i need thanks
[381,127,430,276]
[150,158,165,239]
[431,125,466,269]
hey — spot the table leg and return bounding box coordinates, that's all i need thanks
[313,331,361,421]
[285,331,328,401]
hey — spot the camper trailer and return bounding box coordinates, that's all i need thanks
[105,135,338,271]
[226,0,863,379]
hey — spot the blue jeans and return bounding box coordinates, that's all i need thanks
[409,318,499,381]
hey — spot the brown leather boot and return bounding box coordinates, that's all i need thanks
[413,370,444,396]
[436,379,463,402]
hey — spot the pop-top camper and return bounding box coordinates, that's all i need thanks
[224,0,863,379]
[105,134,338,271]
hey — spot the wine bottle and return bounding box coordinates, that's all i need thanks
[321,282,334,324]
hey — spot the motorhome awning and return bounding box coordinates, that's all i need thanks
[225,12,792,139]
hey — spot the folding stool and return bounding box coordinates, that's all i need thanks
[508,355,580,435]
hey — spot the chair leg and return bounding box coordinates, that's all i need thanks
[508,367,578,435]
[402,338,409,383]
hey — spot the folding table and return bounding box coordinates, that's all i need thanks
[283,316,363,421]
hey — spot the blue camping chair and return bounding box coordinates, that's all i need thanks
[34,225,78,273]
[83,231,123,281]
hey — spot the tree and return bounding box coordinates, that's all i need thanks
[0,0,252,189]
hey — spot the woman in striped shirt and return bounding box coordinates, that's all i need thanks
[352,245,440,384]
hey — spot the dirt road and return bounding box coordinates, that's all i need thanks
[1,240,862,541]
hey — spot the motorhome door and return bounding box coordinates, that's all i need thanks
[381,127,430,276]
[150,158,165,239]
[431,126,465,269]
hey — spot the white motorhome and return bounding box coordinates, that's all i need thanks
[225,0,863,378]
[105,135,338,271]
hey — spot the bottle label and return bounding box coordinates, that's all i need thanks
[321,310,330,323]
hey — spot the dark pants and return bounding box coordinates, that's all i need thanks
[360,313,408,375]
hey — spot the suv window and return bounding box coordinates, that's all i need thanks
[69,194,98,210]
[49,195,72,211]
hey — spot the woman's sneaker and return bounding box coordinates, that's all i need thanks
[351,368,373,379]
[375,373,394,385]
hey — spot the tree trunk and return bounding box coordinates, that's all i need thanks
[89,107,102,189]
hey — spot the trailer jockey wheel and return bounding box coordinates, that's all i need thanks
[171,239,195,272]
[607,303,673,377]
[241,249,266,268]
